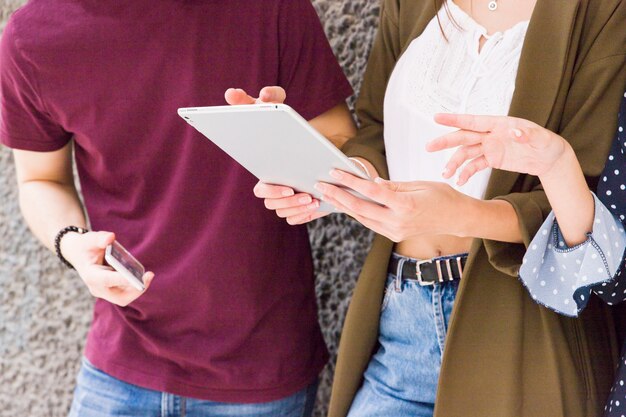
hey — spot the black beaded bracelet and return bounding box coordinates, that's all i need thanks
[54,226,88,269]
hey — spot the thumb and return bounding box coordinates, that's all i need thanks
[93,231,115,249]
[258,86,287,104]
[142,272,155,291]
[224,88,256,105]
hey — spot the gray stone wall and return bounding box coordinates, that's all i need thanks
[0,1,379,415]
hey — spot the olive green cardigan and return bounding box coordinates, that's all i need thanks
[329,1,626,416]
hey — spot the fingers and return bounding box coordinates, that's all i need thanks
[286,210,328,225]
[254,184,318,213]
[103,287,145,307]
[142,272,155,290]
[426,130,486,152]
[442,144,484,179]
[373,177,428,193]
[315,180,389,221]
[264,193,312,210]
[253,181,321,222]
[457,156,490,185]
[91,266,133,288]
[253,182,295,198]
[224,87,287,106]
[317,192,394,239]
[275,199,320,218]
[434,113,501,133]
[81,266,154,307]
[258,86,286,104]
[325,170,395,207]
[373,178,400,192]
[224,88,256,105]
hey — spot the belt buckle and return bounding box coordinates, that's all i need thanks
[415,259,434,286]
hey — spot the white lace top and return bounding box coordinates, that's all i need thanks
[383,0,529,199]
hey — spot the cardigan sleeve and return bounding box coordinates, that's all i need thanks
[520,96,626,315]
[484,3,626,277]
[518,193,626,317]
[341,0,402,179]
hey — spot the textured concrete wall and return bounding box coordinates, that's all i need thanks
[0,1,379,415]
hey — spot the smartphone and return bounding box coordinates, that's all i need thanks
[104,240,146,291]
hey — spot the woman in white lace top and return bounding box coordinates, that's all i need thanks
[252,0,626,415]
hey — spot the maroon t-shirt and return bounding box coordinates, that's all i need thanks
[0,0,352,402]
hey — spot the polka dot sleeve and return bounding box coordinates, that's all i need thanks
[518,194,626,317]
[589,96,626,307]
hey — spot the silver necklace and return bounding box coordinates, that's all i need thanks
[488,0,498,11]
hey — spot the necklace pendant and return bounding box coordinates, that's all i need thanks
[488,0,498,11]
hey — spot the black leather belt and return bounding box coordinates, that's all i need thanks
[388,254,468,286]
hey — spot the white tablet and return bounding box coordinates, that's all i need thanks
[177,103,371,211]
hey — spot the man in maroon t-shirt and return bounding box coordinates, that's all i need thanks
[0,0,354,415]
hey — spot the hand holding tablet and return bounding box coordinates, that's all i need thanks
[178,103,373,214]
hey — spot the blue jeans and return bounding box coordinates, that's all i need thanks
[68,358,318,417]
[347,254,459,417]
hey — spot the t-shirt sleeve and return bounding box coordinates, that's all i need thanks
[277,0,353,121]
[0,19,71,151]
[518,193,626,317]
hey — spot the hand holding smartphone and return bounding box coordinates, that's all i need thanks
[104,240,146,291]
